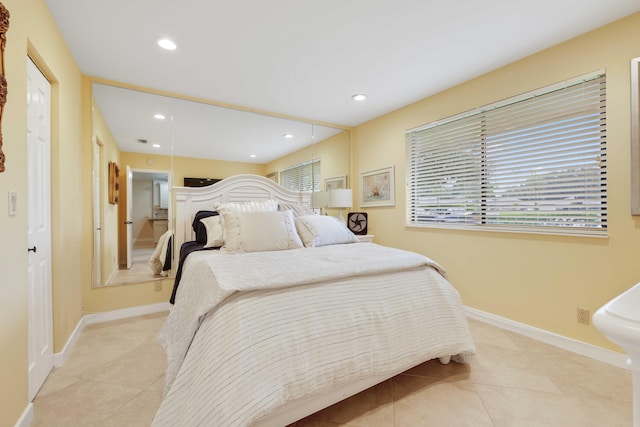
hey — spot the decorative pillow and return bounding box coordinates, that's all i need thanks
[192,210,219,244]
[221,210,304,253]
[278,202,315,217]
[201,215,225,248]
[215,200,279,246]
[294,215,359,247]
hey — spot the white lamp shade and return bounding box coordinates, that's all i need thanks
[328,189,353,208]
[311,191,329,209]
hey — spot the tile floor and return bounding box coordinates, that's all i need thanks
[107,248,163,286]
[32,313,633,426]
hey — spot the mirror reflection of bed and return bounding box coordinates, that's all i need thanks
[91,81,350,289]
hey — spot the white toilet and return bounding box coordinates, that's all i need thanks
[593,282,640,427]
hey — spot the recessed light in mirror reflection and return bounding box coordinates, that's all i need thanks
[154,114,166,120]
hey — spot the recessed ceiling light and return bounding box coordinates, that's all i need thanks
[283,133,293,139]
[152,144,161,148]
[352,94,367,101]
[157,38,177,50]
[250,154,257,158]
[154,113,166,120]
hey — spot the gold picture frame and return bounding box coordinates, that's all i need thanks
[108,161,120,204]
[0,3,10,173]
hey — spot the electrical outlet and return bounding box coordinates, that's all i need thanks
[154,281,162,292]
[577,307,590,325]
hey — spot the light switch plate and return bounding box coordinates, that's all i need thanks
[8,191,16,216]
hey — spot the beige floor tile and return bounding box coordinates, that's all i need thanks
[470,362,561,394]
[54,333,147,378]
[575,394,633,427]
[146,375,166,392]
[476,383,615,427]
[78,336,166,389]
[307,380,394,426]
[392,374,493,427]
[31,379,141,427]
[33,368,81,399]
[296,419,360,427]
[83,314,166,340]
[99,390,164,427]
[467,319,522,352]
[528,350,632,402]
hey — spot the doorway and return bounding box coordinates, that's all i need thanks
[26,56,53,400]
[109,168,171,285]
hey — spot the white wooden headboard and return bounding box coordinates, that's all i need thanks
[173,174,311,263]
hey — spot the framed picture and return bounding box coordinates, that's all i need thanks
[360,166,395,207]
[108,161,120,204]
[325,175,347,191]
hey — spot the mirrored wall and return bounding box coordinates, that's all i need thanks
[91,82,350,287]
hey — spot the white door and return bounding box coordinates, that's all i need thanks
[92,139,103,285]
[125,165,133,269]
[26,57,53,401]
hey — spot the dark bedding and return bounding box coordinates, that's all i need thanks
[169,241,218,304]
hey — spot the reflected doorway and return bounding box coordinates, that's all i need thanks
[108,169,171,285]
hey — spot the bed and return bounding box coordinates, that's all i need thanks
[153,174,476,426]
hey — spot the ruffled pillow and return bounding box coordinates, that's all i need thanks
[294,215,359,247]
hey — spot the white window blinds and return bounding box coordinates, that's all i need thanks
[280,159,321,193]
[406,72,607,236]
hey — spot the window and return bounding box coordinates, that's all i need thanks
[406,71,607,236]
[280,159,321,193]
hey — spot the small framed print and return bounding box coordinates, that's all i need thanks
[360,166,394,207]
[108,161,120,204]
[325,175,346,191]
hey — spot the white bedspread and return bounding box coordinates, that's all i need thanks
[154,243,475,426]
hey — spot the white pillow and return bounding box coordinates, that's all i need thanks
[278,202,315,217]
[214,200,279,245]
[294,215,359,247]
[221,210,304,253]
[201,215,224,248]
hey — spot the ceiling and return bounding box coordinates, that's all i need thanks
[46,0,640,138]
[92,83,341,162]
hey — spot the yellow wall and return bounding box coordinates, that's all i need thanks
[266,130,351,186]
[0,0,85,425]
[352,13,640,352]
[91,99,121,284]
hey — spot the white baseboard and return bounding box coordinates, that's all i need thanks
[14,403,33,427]
[465,306,630,370]
[83,302,171,325]
[53,315,88,367]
